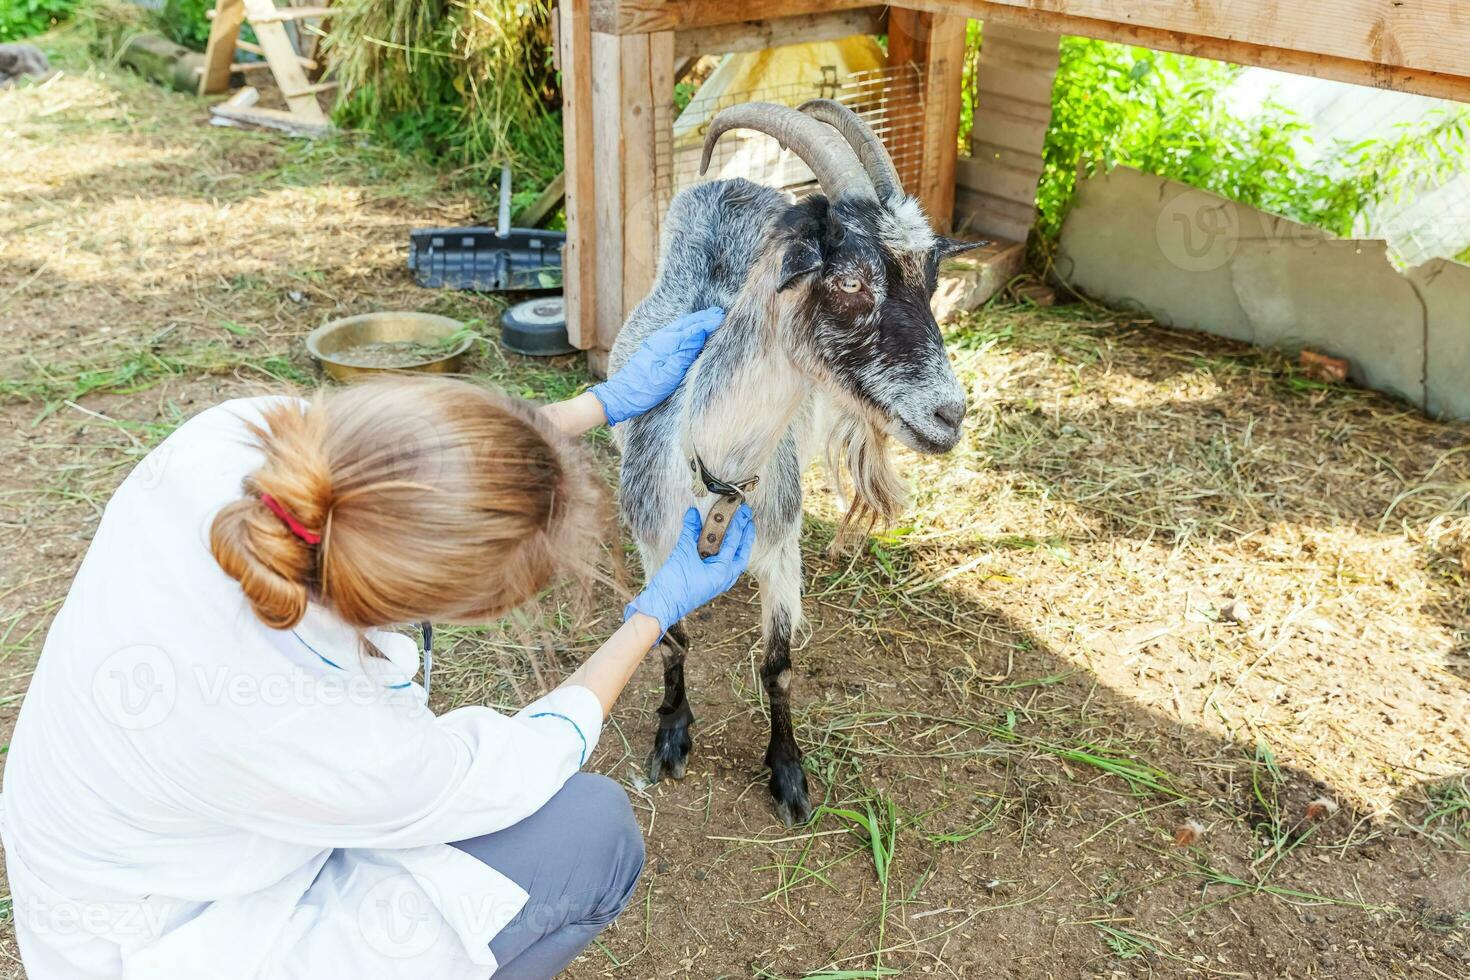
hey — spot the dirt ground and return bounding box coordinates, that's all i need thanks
[1,40,1467,980]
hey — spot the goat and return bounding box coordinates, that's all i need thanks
[0,44,49,87]
[610,101,982,825]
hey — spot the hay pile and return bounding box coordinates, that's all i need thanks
[326,0,562,189]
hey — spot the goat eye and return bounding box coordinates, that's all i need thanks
[837,276,863,294]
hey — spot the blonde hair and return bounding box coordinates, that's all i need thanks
[210,377,603,631]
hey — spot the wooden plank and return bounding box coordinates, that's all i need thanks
[595,0,868,34]
[560,0,598,351]
[976,0,1470,77]
[243,0,327,122]
[673,6,885,58]
[889,10,967,233]
[933,0,1470,103]
[235,39,316,69]
[955,154,1044,205]
[959,24,1059,239]
[516,170,566,228]
[932,236,1027,319]
[198,0,245,95]
[211,101,333,137]
[971,110,1054,154]
[953,185,1037,241]
[590,31,626,363]
[591,0,1470,103]
[965,143,1046,180]
[251,5,331,23]
[618,30,674,328]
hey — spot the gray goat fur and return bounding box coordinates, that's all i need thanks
[610,101,976,825]
[0,44,49,87]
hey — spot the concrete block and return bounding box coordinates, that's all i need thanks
[1054,167,1470,417]
[1230,239,1427,406]
[1055,168,1274,343]
[1411,258,1470,419]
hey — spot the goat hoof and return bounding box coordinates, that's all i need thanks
[647,724,692,782]
[768,761,812,827]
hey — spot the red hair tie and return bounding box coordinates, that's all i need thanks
[259,493,322,545]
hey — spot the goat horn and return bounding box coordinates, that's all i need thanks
[798,98,903,203]
[700,102,875,202]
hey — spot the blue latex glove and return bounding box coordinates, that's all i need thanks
[627,505,756,632]
[592,307,724,425]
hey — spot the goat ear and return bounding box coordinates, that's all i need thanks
[778,238,822,292]
[935,236,991,259]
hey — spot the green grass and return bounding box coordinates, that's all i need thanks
[1420,775,1470,848]
[1,345,237,409]
[818,799,902,974]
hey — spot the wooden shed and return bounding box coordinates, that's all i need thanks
[556,1,1470,373]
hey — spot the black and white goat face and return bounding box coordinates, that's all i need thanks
[776,194,977,454]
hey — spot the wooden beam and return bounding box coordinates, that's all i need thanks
[889,10,967,233]
[926,0,1470,103]
[236,39,318,70]
[515,170,566,228]
[198,0,245,95]
[618,30,674,327]
[578,28,675,372]
[242,0,327,123]
[593,0,853,34]
[211,101,333,137]
[673,6,886,58]
[589,33,623,372]
[249,5,331,23]
[559,0,598,351]
[591,0,1470,103]
[973,0,1469,78]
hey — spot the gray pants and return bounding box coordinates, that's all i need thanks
[451,773,645,979]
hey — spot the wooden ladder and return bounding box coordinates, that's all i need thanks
[198,0,334,136]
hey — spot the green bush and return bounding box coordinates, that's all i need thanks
[159,0,214,51]
[1036,38,1470,252]
[0,0,78,42]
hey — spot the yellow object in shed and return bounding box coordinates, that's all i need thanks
[672,37,888,192]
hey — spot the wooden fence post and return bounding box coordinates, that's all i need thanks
[888,9,968,233]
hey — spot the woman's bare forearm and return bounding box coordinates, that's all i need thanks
[541,392,608,437]
[559,613,662,717]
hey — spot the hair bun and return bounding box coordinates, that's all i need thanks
[210,402,333,629]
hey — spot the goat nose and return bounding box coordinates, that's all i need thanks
[933,401,965,429]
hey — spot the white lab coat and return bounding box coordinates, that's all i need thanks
[0,397,604,979]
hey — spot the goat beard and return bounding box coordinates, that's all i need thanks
[823,407,907,553]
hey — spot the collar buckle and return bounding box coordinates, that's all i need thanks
[689,453,759,499]
[687,454,758,558]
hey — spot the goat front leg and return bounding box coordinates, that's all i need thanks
[648,621,693,781]
[759,553,811,826]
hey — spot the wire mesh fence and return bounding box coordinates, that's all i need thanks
[647,62,943,238]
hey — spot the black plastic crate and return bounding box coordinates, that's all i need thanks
[408,227,566,292]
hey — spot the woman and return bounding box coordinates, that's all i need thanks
[0,309,752,979]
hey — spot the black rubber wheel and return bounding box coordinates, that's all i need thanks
[499,296,574,357]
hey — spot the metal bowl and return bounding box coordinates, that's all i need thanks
[306,312,473,382]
